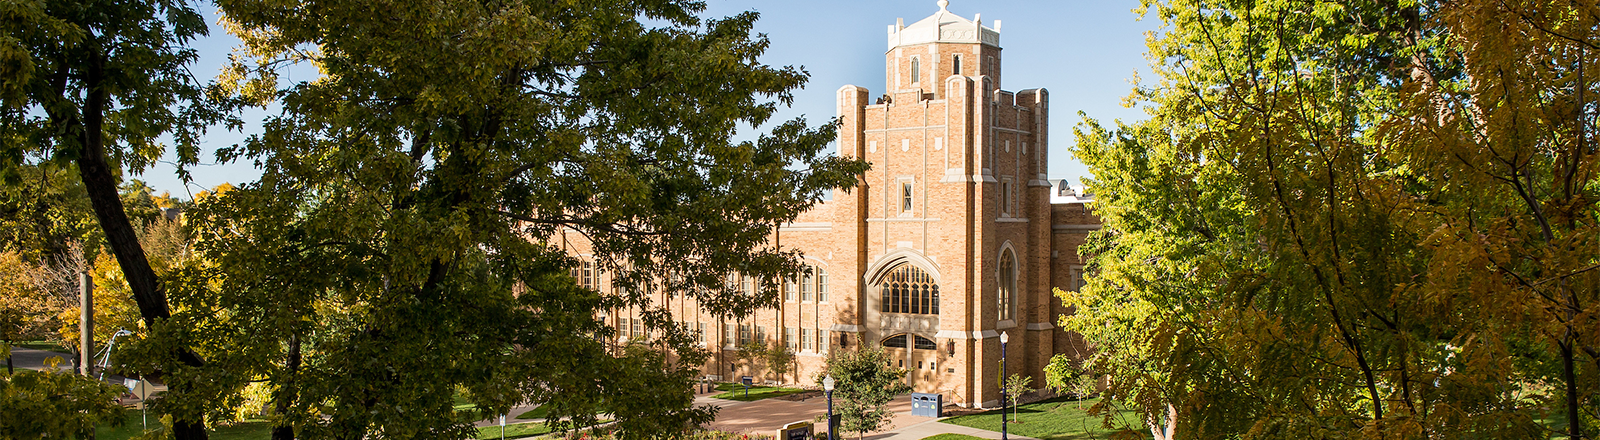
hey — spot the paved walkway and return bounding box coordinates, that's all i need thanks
[700,389,1036,440]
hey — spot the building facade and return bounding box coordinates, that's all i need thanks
[561,1,1100,408]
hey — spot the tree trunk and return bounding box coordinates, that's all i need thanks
[71,42,208,440]
[271,334,302,440]
[1561,335,1581,440]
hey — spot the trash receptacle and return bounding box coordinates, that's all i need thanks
[910,393,943,418]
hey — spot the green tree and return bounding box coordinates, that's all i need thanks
[1066,0,1600,438]
[0,363,128,439]
[1002,374,1032,423]
[159,0,869,439]
[0,1,233,438]
[816,346,908,440]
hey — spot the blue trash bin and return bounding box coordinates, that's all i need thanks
[910,393,943,418]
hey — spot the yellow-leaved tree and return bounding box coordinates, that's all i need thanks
[1059,0,1599,438]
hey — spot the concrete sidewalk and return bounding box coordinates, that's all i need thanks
[860,418,1040,440]
[701,391,1035,440]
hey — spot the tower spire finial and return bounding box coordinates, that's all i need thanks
[937,0,949,11]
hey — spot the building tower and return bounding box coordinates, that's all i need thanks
[832,0,1052,407]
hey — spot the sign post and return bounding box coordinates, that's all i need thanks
[499,414,506,440]
[741,375,753,398]
[126,379,152,430]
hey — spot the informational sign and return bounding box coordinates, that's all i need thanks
[740,376,753,386]
[777,421,812,440]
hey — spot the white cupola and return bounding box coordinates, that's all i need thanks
[887,0,1001,51]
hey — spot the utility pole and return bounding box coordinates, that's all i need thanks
[80,272,93,377]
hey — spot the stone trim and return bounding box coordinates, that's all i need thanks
[1025,322,1054,330]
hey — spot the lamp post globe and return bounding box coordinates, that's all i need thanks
[823,374,837,440]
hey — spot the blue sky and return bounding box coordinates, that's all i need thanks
[144,0,1157,197]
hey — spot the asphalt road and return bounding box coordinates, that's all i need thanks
[7,347,78,371]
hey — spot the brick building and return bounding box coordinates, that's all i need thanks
[561,1,1100,408]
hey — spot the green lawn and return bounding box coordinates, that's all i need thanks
[13,340,71,353]
[711,382,810,402]
[475,420,608,440]
[96,411,271,440]
[940,397,1147,440]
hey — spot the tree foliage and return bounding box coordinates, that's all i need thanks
[1065,0,1600,438]
[1,0,234,437]
[133,0,871,439]
[816,345,909,440]
[0,364,128,439]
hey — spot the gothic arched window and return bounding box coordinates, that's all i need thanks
[999,251,1017,321]
[880,264,939,315]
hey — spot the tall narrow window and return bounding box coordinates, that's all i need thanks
[785,277,797,301]
[910,57,921,84]
[902,180,915,212]
[999,251,1017,321]
[786,327,798,350]
[817,269,829,302]
[1001,179,1014,216]
[953,55,961,75]
[802,272,814,302]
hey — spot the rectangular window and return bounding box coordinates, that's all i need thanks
[953,55,961,75]
[786,327,798,351]
[902,182,913,213]
[739,324,752,346]
[785,279,796,301]
[1071,266,1087,292]
[818,272,828,302]
[724,323,736,347]
[801,328,814,351]
[755,325,767,344]
[631,318,642,338]
[695,322,705,344]
[801,273,814,302]
[582,261,594,289]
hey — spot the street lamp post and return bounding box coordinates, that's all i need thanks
[823,374,837,440]
[1000,331,1010,440]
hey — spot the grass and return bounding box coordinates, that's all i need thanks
[940,397,1147,440]
[96,410,271,440]
[920,435,988,440]
[13,340,71,353]
[711,382,810,402]
[475,420,609,440]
